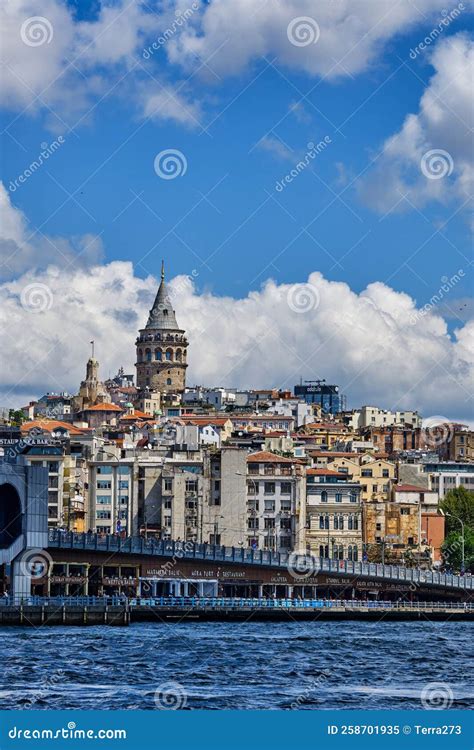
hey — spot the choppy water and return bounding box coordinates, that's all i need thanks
[0,621,472,710]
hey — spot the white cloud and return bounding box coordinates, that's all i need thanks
[359,33,474,214]
[166,0,461,79]
[0,183,103,280]
[141,84,203,128]
[0,0,193,128]
[256,135,293,161]
[0,259,472,421]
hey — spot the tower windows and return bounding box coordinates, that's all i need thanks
[155,349,162,361]
[166,378,172,386]
[137,349,143,362]
[145,349,152,362]
[176,349,182,362]
[165,349,173,361]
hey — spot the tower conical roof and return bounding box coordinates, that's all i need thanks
[145,261,180,330]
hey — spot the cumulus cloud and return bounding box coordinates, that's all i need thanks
[166,0,459,79]
[0,259,472,421]
[0,183,104,280]
[359,33,474,215]
[256,135,294,161]
[0,0,195,127]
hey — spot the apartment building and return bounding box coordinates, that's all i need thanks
[305,468,362,560]
[246,451,305,553]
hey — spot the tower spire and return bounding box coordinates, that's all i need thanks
[161,259,165,281]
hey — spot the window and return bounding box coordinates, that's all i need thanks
[166,378,172,386]
[319,544,329,558]
[163,516,172,527]
[165,349,172,361]
[48,461,59,473]
[335,492,342,503]
[280,518,291,530]
[185,480,198,493]
[280,500,291,511]
[264,518,275,529]
[145,349,152,362]
[118,480,128,490]
[348,545,358,561]
[400,508,410,515]
[361,469,373,477]
[164,499,172,509]
[155,349,162,360]
[382,469,390,478]
[264,499,275,512]
[248,518,259,530]
[97,466,112,474]
[280,482,291,494]
[96,496,111,505]
[264,482,275,494]
[319,515,325,529]
[97,480,111,489]
[48,506,58,518]
[280,536,291,549]
[164,479,173,492]
[321,491,328,503]
[96,510,111,520]
[407,536,414,545]
[350,492,358,503]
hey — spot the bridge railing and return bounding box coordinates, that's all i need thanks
[47,530,473,590]
[1,595,473,610]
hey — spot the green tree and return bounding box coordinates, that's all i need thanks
[8,409,25,427]
[441,528,474,573]
[440,486,474,534]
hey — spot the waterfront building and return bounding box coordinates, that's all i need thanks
[398,460,474,498]
[88,453,135,535]
[246,451,305,552]
[135,262,188,396]
[305,468,362,560]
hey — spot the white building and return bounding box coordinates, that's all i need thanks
[345,406,422,430]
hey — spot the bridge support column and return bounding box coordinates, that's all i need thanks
[12,557,31,602]
[286,585,293,599]
[258,585,263,599]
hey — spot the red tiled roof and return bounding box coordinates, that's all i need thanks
[21,419,84,435]
[119,410,152,420]
[82,403,123,412]
[247,451,296,463]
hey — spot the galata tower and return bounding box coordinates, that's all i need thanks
[135,262,188,395]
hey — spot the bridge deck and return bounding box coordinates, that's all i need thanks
[48,530,473,592]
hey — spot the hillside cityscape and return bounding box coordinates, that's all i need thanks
[1,263,472,602]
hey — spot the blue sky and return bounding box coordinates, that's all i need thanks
[0,1,472,416]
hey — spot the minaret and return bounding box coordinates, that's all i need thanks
[135,261,188,396]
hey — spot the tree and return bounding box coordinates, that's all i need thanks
[8,409,25,427]
[441,528,474,573]
[440,486,474,534]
